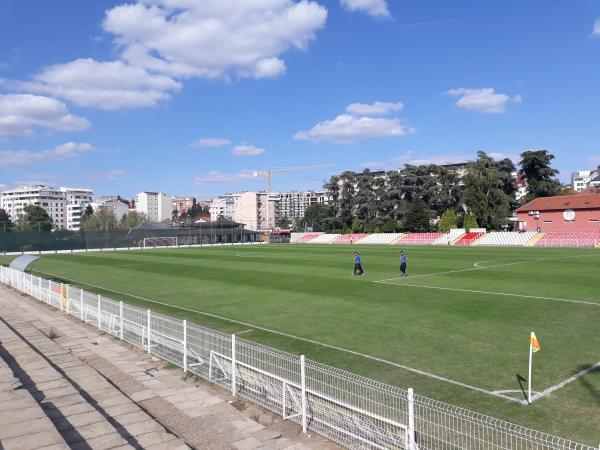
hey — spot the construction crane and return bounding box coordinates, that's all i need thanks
[252,164,334,236]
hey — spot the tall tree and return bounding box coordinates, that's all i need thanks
[301,204,332,232]
[519,150,561,202]
[437,209,458,233]
[277,216,291,229]
[81,206,117,231]
[119,211,147,229]
[0,209,13,232]
[354,169,378,224]
[19,205,53,231]
[403,198,431,232]
[81,204,94,222]
[462,151,512,230]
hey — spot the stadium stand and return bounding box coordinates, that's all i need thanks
[432,229,466,245]
[357,233,405,244]
[396,232,443,245]
[534,231,600,247]
[455,231,486,246]
[310,233,340,244]
[332,233,367,244]
[474,231,538,247]
[291,232,322,243]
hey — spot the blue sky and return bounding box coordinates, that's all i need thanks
[1,0,600,199]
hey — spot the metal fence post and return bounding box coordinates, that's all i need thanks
[47,280,51,304]
[301,355,307,433]
[147,309,151,354]
[231,334,237,396]
[30,272,33,296]
[38,277,42,301]
[183,320,187,373]
[119,301,124,340]
[80,290,84,321]
[97,294,101,330]
[408,388,416,450]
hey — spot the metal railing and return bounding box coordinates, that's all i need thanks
[0,266,594,450]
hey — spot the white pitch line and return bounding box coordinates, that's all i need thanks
[373,281,600,307]
[30,268,524,405]
[375,252,600,283]
[529,361,600,403]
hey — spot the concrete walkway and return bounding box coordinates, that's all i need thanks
[0,285,339,450]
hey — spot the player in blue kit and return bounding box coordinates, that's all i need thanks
[353,251,364,276]
[400,250,408,277]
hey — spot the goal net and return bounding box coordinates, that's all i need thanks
[142,237,178,248]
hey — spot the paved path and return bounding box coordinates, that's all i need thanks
[0,285,339,450]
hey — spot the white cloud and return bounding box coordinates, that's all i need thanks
[10,59,182,110]
[340,0,390,18]
[294,104,413,143]
[93,170,127,181]
[103,0,327,79]
[346,101,403,116]
[190,137,231,148]
[445,88,521,113]
[232,145,266,156]
[0,142,95,166]
[593,19,600,36]
[0,94,90,138]
[194,170,255,185]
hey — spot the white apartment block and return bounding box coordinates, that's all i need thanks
[1,185,67,229]
[233,192,279,231]
[571,170,599,192]
[136,192,173,222]
[60,187,93,231]
[209,195,237,222]
[278,190,326,222]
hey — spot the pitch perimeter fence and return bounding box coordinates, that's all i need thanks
[0,266,594,450]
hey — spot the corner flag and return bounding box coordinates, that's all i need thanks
[528,331,541,404]
[530,332,541,353]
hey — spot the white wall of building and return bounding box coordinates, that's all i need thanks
[571,170,599,192]
[209,195,236,221]
[0,185,94,230]
[136,192,173,222]
[60,187,93,230]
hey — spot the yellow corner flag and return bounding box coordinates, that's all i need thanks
[530,332,541,353]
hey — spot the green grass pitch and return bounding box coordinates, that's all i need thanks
[3,244,599,444]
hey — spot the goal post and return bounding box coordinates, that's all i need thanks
[142,237,178,248]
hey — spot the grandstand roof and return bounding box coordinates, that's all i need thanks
[517,194,600,212]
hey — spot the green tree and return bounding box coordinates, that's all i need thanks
[18,205,53,231]
[277,216,291,229]
[81,204,94,222]
[463,213,479,231]
[380,217,398,233]
[463,151,512,230]
[519,150,561,202]
[82,206,117,231]
[119,211,147,229]
[0,209,13,232]
[351,217,364,233]
[402,198,431,232]
[437,209,458,232]
[301,204,332,232]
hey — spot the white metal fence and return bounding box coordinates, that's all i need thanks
[0,266,594,450]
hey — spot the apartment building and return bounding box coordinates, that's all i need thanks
[209,195,237,222]
[173,196,197,214]
[136,192,173,222]
[60,187,93,231]
[572,170,600,192]
[1,185,71,229]
[232,192,279,231]
[278,190,326,222]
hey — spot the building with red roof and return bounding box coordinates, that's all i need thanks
[516,194,600,232]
